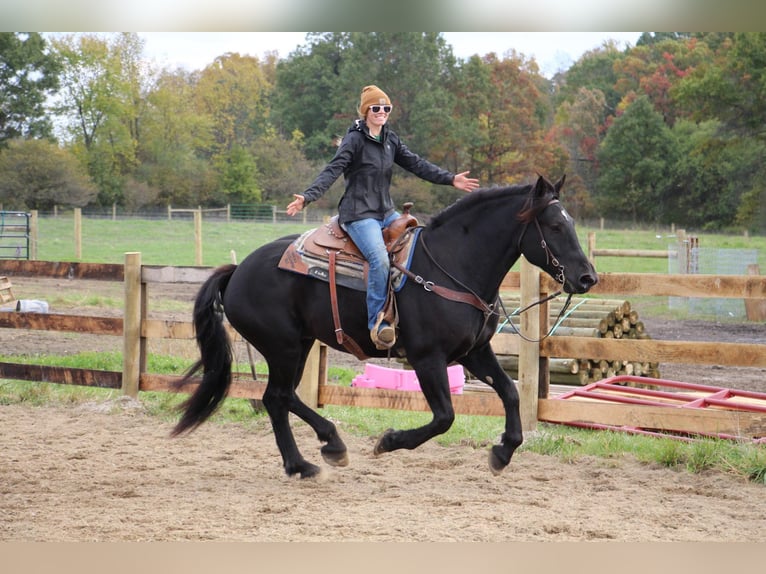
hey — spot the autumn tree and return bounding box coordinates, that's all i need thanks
[554,42,626,115]
[452,52,560,185]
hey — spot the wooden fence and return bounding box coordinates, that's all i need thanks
[587,230,691,267]
[0,255,764,438]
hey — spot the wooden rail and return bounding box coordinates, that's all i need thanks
[0,256,764,438]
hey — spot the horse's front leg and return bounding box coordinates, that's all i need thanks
[459,343,523,475]
[373,355,455,455]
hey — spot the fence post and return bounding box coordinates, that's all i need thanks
[122,252,142,398]
[74,207,82,260]
[194,208,202,266]
[518,256,540,431]
[29,210,38,260]
[296,341,324,408]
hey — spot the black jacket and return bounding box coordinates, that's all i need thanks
[301,119,455,225]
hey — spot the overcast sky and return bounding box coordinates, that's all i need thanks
[135,31,642,78]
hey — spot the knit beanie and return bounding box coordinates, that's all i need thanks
[358,85,391,117]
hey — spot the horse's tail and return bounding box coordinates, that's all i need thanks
[171,264,237,436]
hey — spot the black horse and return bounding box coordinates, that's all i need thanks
[172,175,598,478]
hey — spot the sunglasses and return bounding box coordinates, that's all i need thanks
[370,105,392,113]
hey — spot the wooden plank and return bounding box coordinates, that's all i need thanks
[140,373,267,399]
[318,384,505,417]
[542,336,766,367]
[538,398,766,438]
[141,265,213,284]
[0,312,123,335]
[0,276,14,304]
[592,249,668,258]
[586,272,766,299]
[490,332,520,356]
[141,318,239,340]
[744,264,766,321]
[0,362,122,388]
[142,318,195,339]
[0,260,124,281]
[499,272,521,292]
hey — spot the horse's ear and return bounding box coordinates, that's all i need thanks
[553,174,566,198]
[533,174,546,198]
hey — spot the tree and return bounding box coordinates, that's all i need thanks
[669,120,766,230]
[273,32,457,163]
[613,36,711,127]
[0,139,97,210]
[674,33,766,139]
[272,33,353,160]
[138,68,216,207]
[0,32,61,147]
[193,52,274,156]
[50,33,151,206]
[451,52,559,185]
[552,87,608,216]
[250,128,321,205]
[554,42,626,115]
[595,95,676,222]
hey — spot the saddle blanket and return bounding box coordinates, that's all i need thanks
[278,225,421,293]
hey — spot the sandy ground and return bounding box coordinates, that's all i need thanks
[2,400,765,542]
[1,276,765,542]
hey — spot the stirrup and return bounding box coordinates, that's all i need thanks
[370,312,396,350]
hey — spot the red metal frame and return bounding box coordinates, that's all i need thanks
[549,375,766,442]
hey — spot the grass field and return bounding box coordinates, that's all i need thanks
[31,214,766,272]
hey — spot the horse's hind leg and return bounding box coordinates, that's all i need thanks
[459,343,523,475]
[287,342,348,467]
[261,339,347,477]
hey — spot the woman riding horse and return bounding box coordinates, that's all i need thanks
[286,85,479,349]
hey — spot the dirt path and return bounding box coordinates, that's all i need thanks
[2,400,765,542]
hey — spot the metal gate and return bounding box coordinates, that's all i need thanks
[0,211,31,260]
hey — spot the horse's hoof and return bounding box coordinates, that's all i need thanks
[373,428,395,456]
[286,462,322,479]
[488,446,508,476]
[321,446,349,467]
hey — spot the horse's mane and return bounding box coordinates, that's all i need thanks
[428,183,549,229]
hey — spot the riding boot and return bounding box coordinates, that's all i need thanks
[371,311,396,350]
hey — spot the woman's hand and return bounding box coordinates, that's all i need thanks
[453,171,480,193]
[286,194,305,216]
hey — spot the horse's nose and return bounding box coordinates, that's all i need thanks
[580,271,598,290]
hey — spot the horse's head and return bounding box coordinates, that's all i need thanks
[517,175,598,294]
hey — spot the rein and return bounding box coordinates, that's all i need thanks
[392,202,571,342]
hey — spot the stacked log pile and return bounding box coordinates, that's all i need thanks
[497,296,660,385]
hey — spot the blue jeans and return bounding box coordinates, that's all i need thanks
[343,212,400,330]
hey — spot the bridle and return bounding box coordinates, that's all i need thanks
[506,198,573,342]
[391,197,573,342]
[517,199,567,285]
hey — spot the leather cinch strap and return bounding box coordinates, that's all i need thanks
[328,251,368,360]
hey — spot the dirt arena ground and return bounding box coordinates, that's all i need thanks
[1,276,764,542]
